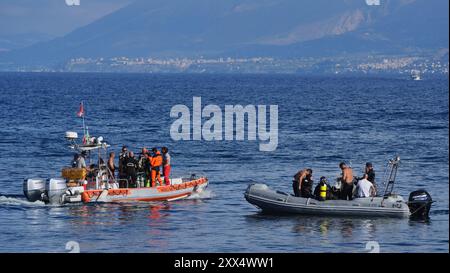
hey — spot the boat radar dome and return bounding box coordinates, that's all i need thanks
[65,131,78,140]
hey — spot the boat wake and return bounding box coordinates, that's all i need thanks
[187,189,215,200]
[0,195,46,207]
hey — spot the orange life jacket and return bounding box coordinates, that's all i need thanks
[150,151,163,168]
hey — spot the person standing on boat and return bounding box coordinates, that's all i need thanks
[148,147,163,187]
[71,154,80,168]
[107,152,116,179]
[339,162,354,200]
[292,168,313,198]
[364,162,375,184]
[138,148,151,187]
[118,145,129,180]
[358,162,377,192]
[162,147,171,186]
[355,178,376,198]
[124,151,138,188]
[76,151,90,171]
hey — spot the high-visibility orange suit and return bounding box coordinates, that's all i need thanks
[148,150,163,187]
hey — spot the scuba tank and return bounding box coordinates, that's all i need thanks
[318,176,328,201]
[319,184,327,200]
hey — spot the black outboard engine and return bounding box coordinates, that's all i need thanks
[408,190,433,219]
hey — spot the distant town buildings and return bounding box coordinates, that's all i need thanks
[3,55,448,76]
[61,55,449,76]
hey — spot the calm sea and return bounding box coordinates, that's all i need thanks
[0,73,448,252]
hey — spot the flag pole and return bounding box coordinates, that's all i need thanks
[82,101,86,138]
[79,101,87,144]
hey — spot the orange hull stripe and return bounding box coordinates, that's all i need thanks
[84,177,208,199]
[111,192,190,202]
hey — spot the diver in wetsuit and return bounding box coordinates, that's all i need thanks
[339,162,354,200]
[118,145,129,180]
[138,148,151,187]
[292,168,313,198]
[314,176,328,201]
[124,151,138,188]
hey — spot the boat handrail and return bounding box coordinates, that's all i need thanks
[382,156,400,198]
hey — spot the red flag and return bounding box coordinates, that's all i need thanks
[77,102,84,117]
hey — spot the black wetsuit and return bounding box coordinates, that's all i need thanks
[340,182,354,200]
[118,153,128,180]
[293,178,314,198]
[124,157,138,188]
[301,179,314,198]
[367,169,375,184]
[292,180,300,197]
[138,154,151,185]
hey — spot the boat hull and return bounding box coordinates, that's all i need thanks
[81,177,208,203]
[244,184,410,218]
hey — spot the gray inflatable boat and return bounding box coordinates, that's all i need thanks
[245,183,410,218]
[244,156,433,218]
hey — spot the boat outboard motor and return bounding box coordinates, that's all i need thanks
[408,190,433,219]
[45,178,67,204]
[23,178,46,202]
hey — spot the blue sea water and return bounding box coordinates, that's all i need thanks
[0,72,448,253]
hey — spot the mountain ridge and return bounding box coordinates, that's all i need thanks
[0,0,448,68]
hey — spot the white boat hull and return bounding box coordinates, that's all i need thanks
[24,177,208,205]
[82,177,208,203]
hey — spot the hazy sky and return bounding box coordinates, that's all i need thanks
[0,0,133,37]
